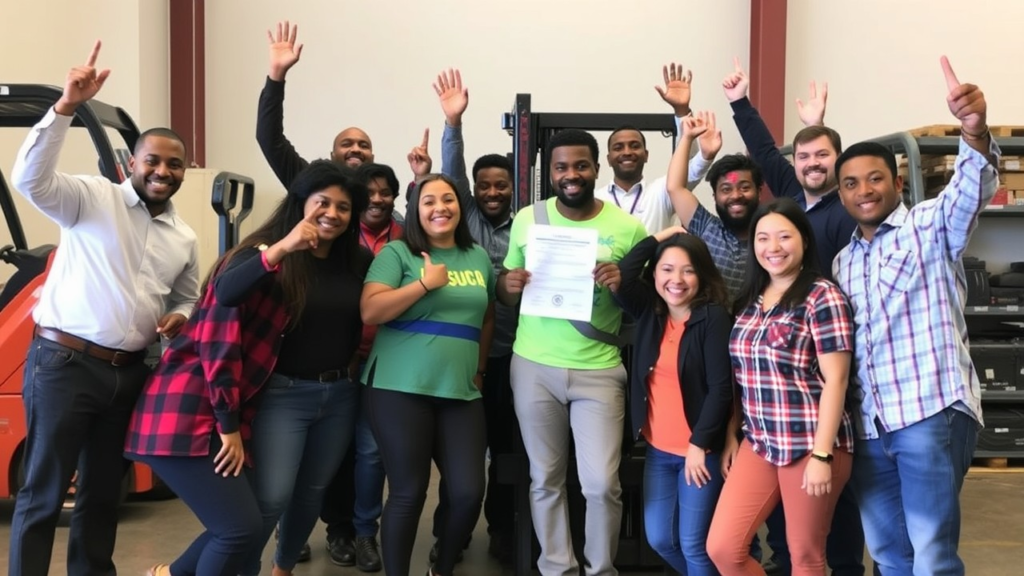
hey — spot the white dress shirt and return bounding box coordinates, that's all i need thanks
[12,108,200,351]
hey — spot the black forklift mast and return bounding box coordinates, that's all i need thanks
[501,93,679,210]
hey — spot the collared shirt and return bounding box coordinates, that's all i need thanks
[596,127,712,235]
[833,138,1000,438]
[358,219,403,255]
[12,108,199,351]
[730,97,857,278]
[688,203,747,300]
[441,123,517,357]
[730,279,856,466]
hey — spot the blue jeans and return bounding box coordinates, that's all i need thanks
[644,444,724,575]
[851,407,977,576]
[353,385,386,537]
[242,373,359,573]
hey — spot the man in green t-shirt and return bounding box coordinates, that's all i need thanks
[498,129,648,576]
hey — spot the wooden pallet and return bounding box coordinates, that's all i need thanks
[907,125,1024,138]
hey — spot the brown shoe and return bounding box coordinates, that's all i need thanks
[145,564,170,576]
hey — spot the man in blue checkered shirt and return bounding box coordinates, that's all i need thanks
[833,57,998,576]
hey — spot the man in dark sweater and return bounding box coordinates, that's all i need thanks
[254,21,388,572]
[722,58,865,576]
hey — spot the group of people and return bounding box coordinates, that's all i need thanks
[6,19,997,576]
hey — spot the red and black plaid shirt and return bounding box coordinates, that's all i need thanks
[730,279,855,466]
[125,252,288,465]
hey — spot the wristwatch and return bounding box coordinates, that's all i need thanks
[810,451,834,463]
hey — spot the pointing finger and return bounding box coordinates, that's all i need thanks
[306,208,326,224]
[940,55,960,92]
[421,128,429,149]
[733,56,743,73]
[86,40,102,67]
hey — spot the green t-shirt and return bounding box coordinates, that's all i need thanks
[362,241,495,400]
[504,198,648,369]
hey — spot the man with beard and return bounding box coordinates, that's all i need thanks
[499,129,648,576]
[8,41,200,576]
[424,68,519,565]
[597,63,721,234]
[833,57,994,576]
[722,58,857,280]
[255,21,392,570]
[722,60,865,576]
[666,112,760,299]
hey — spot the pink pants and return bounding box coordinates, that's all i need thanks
[707,441,852,576]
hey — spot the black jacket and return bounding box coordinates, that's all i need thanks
[615,235,734,452]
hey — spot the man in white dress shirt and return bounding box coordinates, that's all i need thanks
[8,41,200,576]
[596,63,722,233]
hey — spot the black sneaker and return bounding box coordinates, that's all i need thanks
[327,536,356,566]
[428,540,464,565]
[763,556,786,575]
[297,541,311,563]
[354,536,382,572]
[487,532,514,566]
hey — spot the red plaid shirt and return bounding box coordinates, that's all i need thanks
[125,250,288,464]
[730,279,855,466]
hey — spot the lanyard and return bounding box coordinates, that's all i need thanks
[360,223,392,252]
[609,183,642,215]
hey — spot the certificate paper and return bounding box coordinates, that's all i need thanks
[521,224,598,321]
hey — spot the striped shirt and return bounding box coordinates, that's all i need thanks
[833,138,999,438]
[688,203,748,300]
[730,280,856,466]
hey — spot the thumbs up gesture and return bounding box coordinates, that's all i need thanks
[421,252,449,291]
[940,56,987,138]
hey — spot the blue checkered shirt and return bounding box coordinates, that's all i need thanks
[688,203,748,300]
[833,138,1000,438]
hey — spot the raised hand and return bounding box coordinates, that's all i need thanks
[55,40,111,116]
[407,128,433,178]
[421,252,449,291]
[722,57,750,103]
[434,68,469,126]
[653,225,688,243]
[796,80,828,126]
[267,20,303,82]
[941,56,987,138]
[697,111,723,160]
[681,114,708,141]
[654,63,693,116]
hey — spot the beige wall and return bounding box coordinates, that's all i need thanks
[0,0,169,283]
[204,0,753,223]
[785,0,1024,144]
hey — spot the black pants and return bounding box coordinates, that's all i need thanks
[366,386,486,576]
[433,353,517,540]
[9,336,150,576]
[320,437,356,541]
[132,434,262,576]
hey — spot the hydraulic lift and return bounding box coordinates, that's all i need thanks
[498,93,682,575]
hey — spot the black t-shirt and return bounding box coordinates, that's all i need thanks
[275,247,373,379]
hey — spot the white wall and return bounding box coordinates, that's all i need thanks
[785,0,1024,144]
[204,0,753,224]
[0,0,169,283]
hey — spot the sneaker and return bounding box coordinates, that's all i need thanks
[428,540,464,565]
[327,536,356,566]
[762,556,786,575]
[296,541,311,563]
[354,536,382,572]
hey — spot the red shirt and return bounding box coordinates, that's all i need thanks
[356,219,403,359]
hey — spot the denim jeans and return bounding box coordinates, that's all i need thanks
[851,406,977,576]
[643,444,724,576]
[352,401,386,537]
[242,373,359,574]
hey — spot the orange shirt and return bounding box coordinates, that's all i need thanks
[642,318,692,456]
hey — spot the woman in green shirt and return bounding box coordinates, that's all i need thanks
[360,174,495,576]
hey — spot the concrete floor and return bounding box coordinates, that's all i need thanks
[1,468,1022,575]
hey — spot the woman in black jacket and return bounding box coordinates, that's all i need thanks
[615,226,733,576]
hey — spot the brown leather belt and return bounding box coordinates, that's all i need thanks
[34,325,147,367]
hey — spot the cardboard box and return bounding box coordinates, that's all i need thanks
[1000,173,1024,190]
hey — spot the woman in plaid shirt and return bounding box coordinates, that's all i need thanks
[706,198,855,576]
[126,161,370,576]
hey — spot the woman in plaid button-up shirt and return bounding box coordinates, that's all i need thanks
[706,198,855,576]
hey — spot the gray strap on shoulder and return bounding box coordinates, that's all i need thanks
[531,201,626,348]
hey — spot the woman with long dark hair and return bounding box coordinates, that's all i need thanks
[707,197,855,576]
[125,160,370,576]
[615,226,733,575]
[360,173,495,576]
